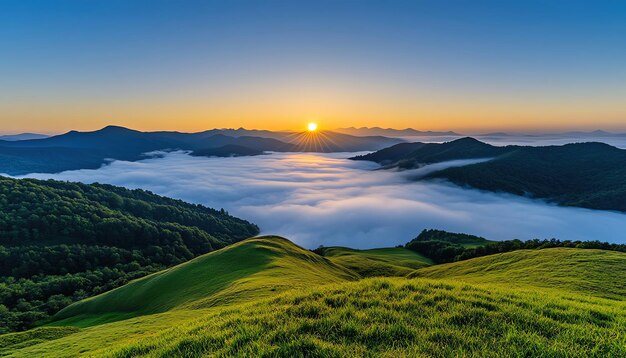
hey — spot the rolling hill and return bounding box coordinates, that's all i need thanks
[410,247,626,299]
[317,246,432,277]
[50,237,357,327]
[0,126,403,175]
[354,137,626,212]
[2,236,625,357]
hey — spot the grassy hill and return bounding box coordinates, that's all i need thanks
[318,246,432,277]
[50,237,357,327]
[2,236,625,357]
[410,247,626,299]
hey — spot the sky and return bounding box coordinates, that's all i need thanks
[1,0,625,134]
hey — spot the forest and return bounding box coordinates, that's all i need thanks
[407,229,626,263]
[0,176,259,333]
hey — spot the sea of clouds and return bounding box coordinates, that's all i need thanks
[22,149,626,248]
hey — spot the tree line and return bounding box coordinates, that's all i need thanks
[406,229,626,263]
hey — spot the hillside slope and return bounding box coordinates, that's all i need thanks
[411,247,626,299]
[319,246,432,277]
[427,142,626,211]
[3,242,626,357]
[51,236,357,327]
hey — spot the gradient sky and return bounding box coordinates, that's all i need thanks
[1,0,625,134]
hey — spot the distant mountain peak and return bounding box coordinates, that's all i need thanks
[335,127,460,137]
[0,133,50,141]
[99,125,138,133]
[450,137,485,144]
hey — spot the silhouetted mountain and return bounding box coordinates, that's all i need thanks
[0,146,108,175]
[191,144,265,157]
[287,131,403,152]
[357,137,626,212]
[352,137,509,168]
[0,126,402,175]
[475,130,626,138]
[200,134,296,151]
[336,127,459,137]
[0,133,50,141]
[191,128,293,141]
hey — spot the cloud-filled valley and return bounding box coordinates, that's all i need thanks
[22,151,626,249]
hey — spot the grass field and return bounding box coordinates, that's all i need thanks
[411,247,626,299]
[320,246,432,277]
[2,236,625,357]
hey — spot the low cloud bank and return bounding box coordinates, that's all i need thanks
[22,152,626,248]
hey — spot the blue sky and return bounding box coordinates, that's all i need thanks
[1,0,625,133]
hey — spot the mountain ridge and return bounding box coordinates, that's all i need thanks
[353,137,626,212]
[0,125,403,175]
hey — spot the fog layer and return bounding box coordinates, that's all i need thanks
[22,152,626,248]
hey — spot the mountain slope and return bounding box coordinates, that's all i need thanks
[51,236,357,327]
[426,142,626,211]
[318,246,432,277]
[356,138,626,212]
[190,144,265,157]
[6,244,626,357]
[352,137,509,168]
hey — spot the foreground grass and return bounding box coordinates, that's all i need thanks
[321,247,432,277]
[8,278,626,357]
[3,238,626,357]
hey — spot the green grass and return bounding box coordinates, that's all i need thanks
[321,247,432,277]
[50,236,357,327]
[8,278,626,357]
[411,247,626,299]
[3,238,626,357]
[0,327,79,356]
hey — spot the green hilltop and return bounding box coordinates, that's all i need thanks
[2,235,626,357]
[51,237,357,327]
[411,247,626,299]
[316,246,432,277]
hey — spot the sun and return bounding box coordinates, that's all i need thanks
[307,122,318,132]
